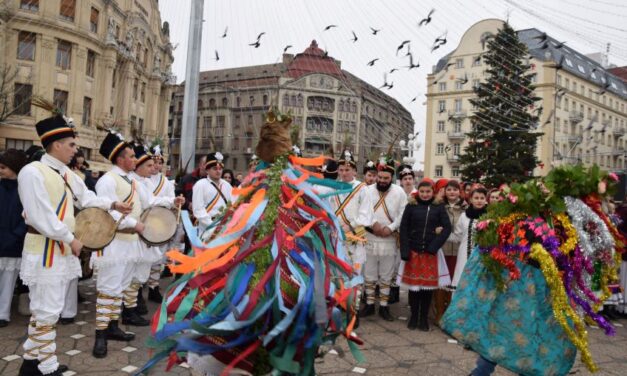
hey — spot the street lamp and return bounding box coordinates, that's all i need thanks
[399,133,422,167]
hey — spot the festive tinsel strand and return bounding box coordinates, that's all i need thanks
[582,194,626,254]
[529,243,598,373]
[553,213,578,255]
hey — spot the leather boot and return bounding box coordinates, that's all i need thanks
[148,286,163,303]
[418,290,433,331]
[121,306,150,326]
[92,329,108,358]
[106,320,135,341]
[407,291,419,330]
[136,287,148,315]
[378,306,394,321]
[17,359,39,376]
[388,286,400,304]
[359,304,375,318]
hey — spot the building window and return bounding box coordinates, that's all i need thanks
[556,75,562,86]
[236,97,241,107]
[435,165,443,177]
[53,89,69,114]
[436,143,444,155]
[209,98,216,108]
[20,0,39,11]
[56,40,72,69]
[6,138,33,151]
[133,79,138,100]
[86,50,96,78]
[438,100,446,112]
[234,115,240,128]
[222,97,228,107]
[283,94,289,106]
[140,82,146,103]
[437,121,445,132]
[17,31,36,61]
[453,143,461,155]
[439,82,446,92]
[90,7,99,33]
[452,168,460,177]
[472,79,480,89]
[455,81,464,90]
[455,58,464,68]
[59,0,75,22]
[263,94,268,106]
[112,68,116,88]
[138,118,144,134]
[472,56,481,66]
[249,96,255,106]
[13,83,32,116]
[247,115,253,126]
[202,116,211,138]
[455,99,462,112]
[453,120,462,133]
[82,97,92,127]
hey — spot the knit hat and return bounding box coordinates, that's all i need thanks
[99,130,129,162]
[0,149,28,174]
[418,177,435,188]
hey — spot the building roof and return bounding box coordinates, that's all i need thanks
[286,40,345,79]
[608,66,627,83]
[433,25,627,100]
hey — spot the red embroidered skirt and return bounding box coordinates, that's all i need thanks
[401,250,439,288]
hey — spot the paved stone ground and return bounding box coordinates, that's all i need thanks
[1,280,625,375]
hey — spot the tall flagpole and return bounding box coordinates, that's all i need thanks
[180,0,204,172]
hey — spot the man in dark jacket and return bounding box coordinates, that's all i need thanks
[0,149,28,327]
[178,155,207,211]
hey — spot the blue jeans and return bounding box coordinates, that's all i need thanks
[470,356,496,376]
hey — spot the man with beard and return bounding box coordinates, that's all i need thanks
[360,156,407,321]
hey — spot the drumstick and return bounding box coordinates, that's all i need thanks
[176,194,183,224]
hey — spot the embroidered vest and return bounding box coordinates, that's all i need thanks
[23,162,75,267]
[106,172,142,241]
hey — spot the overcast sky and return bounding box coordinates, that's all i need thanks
[158,0,627,164]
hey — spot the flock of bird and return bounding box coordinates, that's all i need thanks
[210,8,450,104]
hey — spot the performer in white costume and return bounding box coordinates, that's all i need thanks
[192,152,233,238]
[92,132,183,359]
[18,113,131,376]
[359,156,407,322]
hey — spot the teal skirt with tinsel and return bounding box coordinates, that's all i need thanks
[440,251,577,376]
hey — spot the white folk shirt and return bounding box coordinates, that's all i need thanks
[364,183,407,237]
[150,173,175,199]
[96,166,174,231]
[330,179,373,229]
[18,154,112,245]
[192,178,233,229]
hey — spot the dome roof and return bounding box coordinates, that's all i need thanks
[286,40,344,79]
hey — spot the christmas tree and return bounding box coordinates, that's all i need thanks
[459,23,542,187]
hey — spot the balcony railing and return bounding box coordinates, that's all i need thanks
[566,135,582,143]
[447,154,461,164]
[447,131,465,140]
[569,111,583,123]
[613,128,625,137]
[447,110,467,118]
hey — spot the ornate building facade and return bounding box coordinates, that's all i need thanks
[424,19,627,180]
[0,0,175,167]
[169,41,414,174]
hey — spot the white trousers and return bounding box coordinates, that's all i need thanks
[61,278,78,319]
[0,268,19,321]
[97,262,136,297]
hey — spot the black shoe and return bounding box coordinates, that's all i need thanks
[106,320,135,341]
[407,314,418,330]
[379,306,394,321]
[148,287,163,303]
[59,317,75,325]
[136,288,148,315]
[0,319,8,328]
[388,286,400,304]
[121,307,150,326]
[418,323,430,332]
[18,359,39,376]
[359,304,375,318]
[92,330,108,358]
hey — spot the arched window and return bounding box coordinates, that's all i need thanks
[283,94,289,106]
[222,97,228,107]
[236,96,241,107]
[351,102,357,113]
[209,98,216,108]
[197,99,203,109]
[291,95,296,106]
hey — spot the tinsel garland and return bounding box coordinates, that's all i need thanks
[582,194,626,254]
[528,243,597,373]
[553,213,578,255]
[564,197,614,258]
